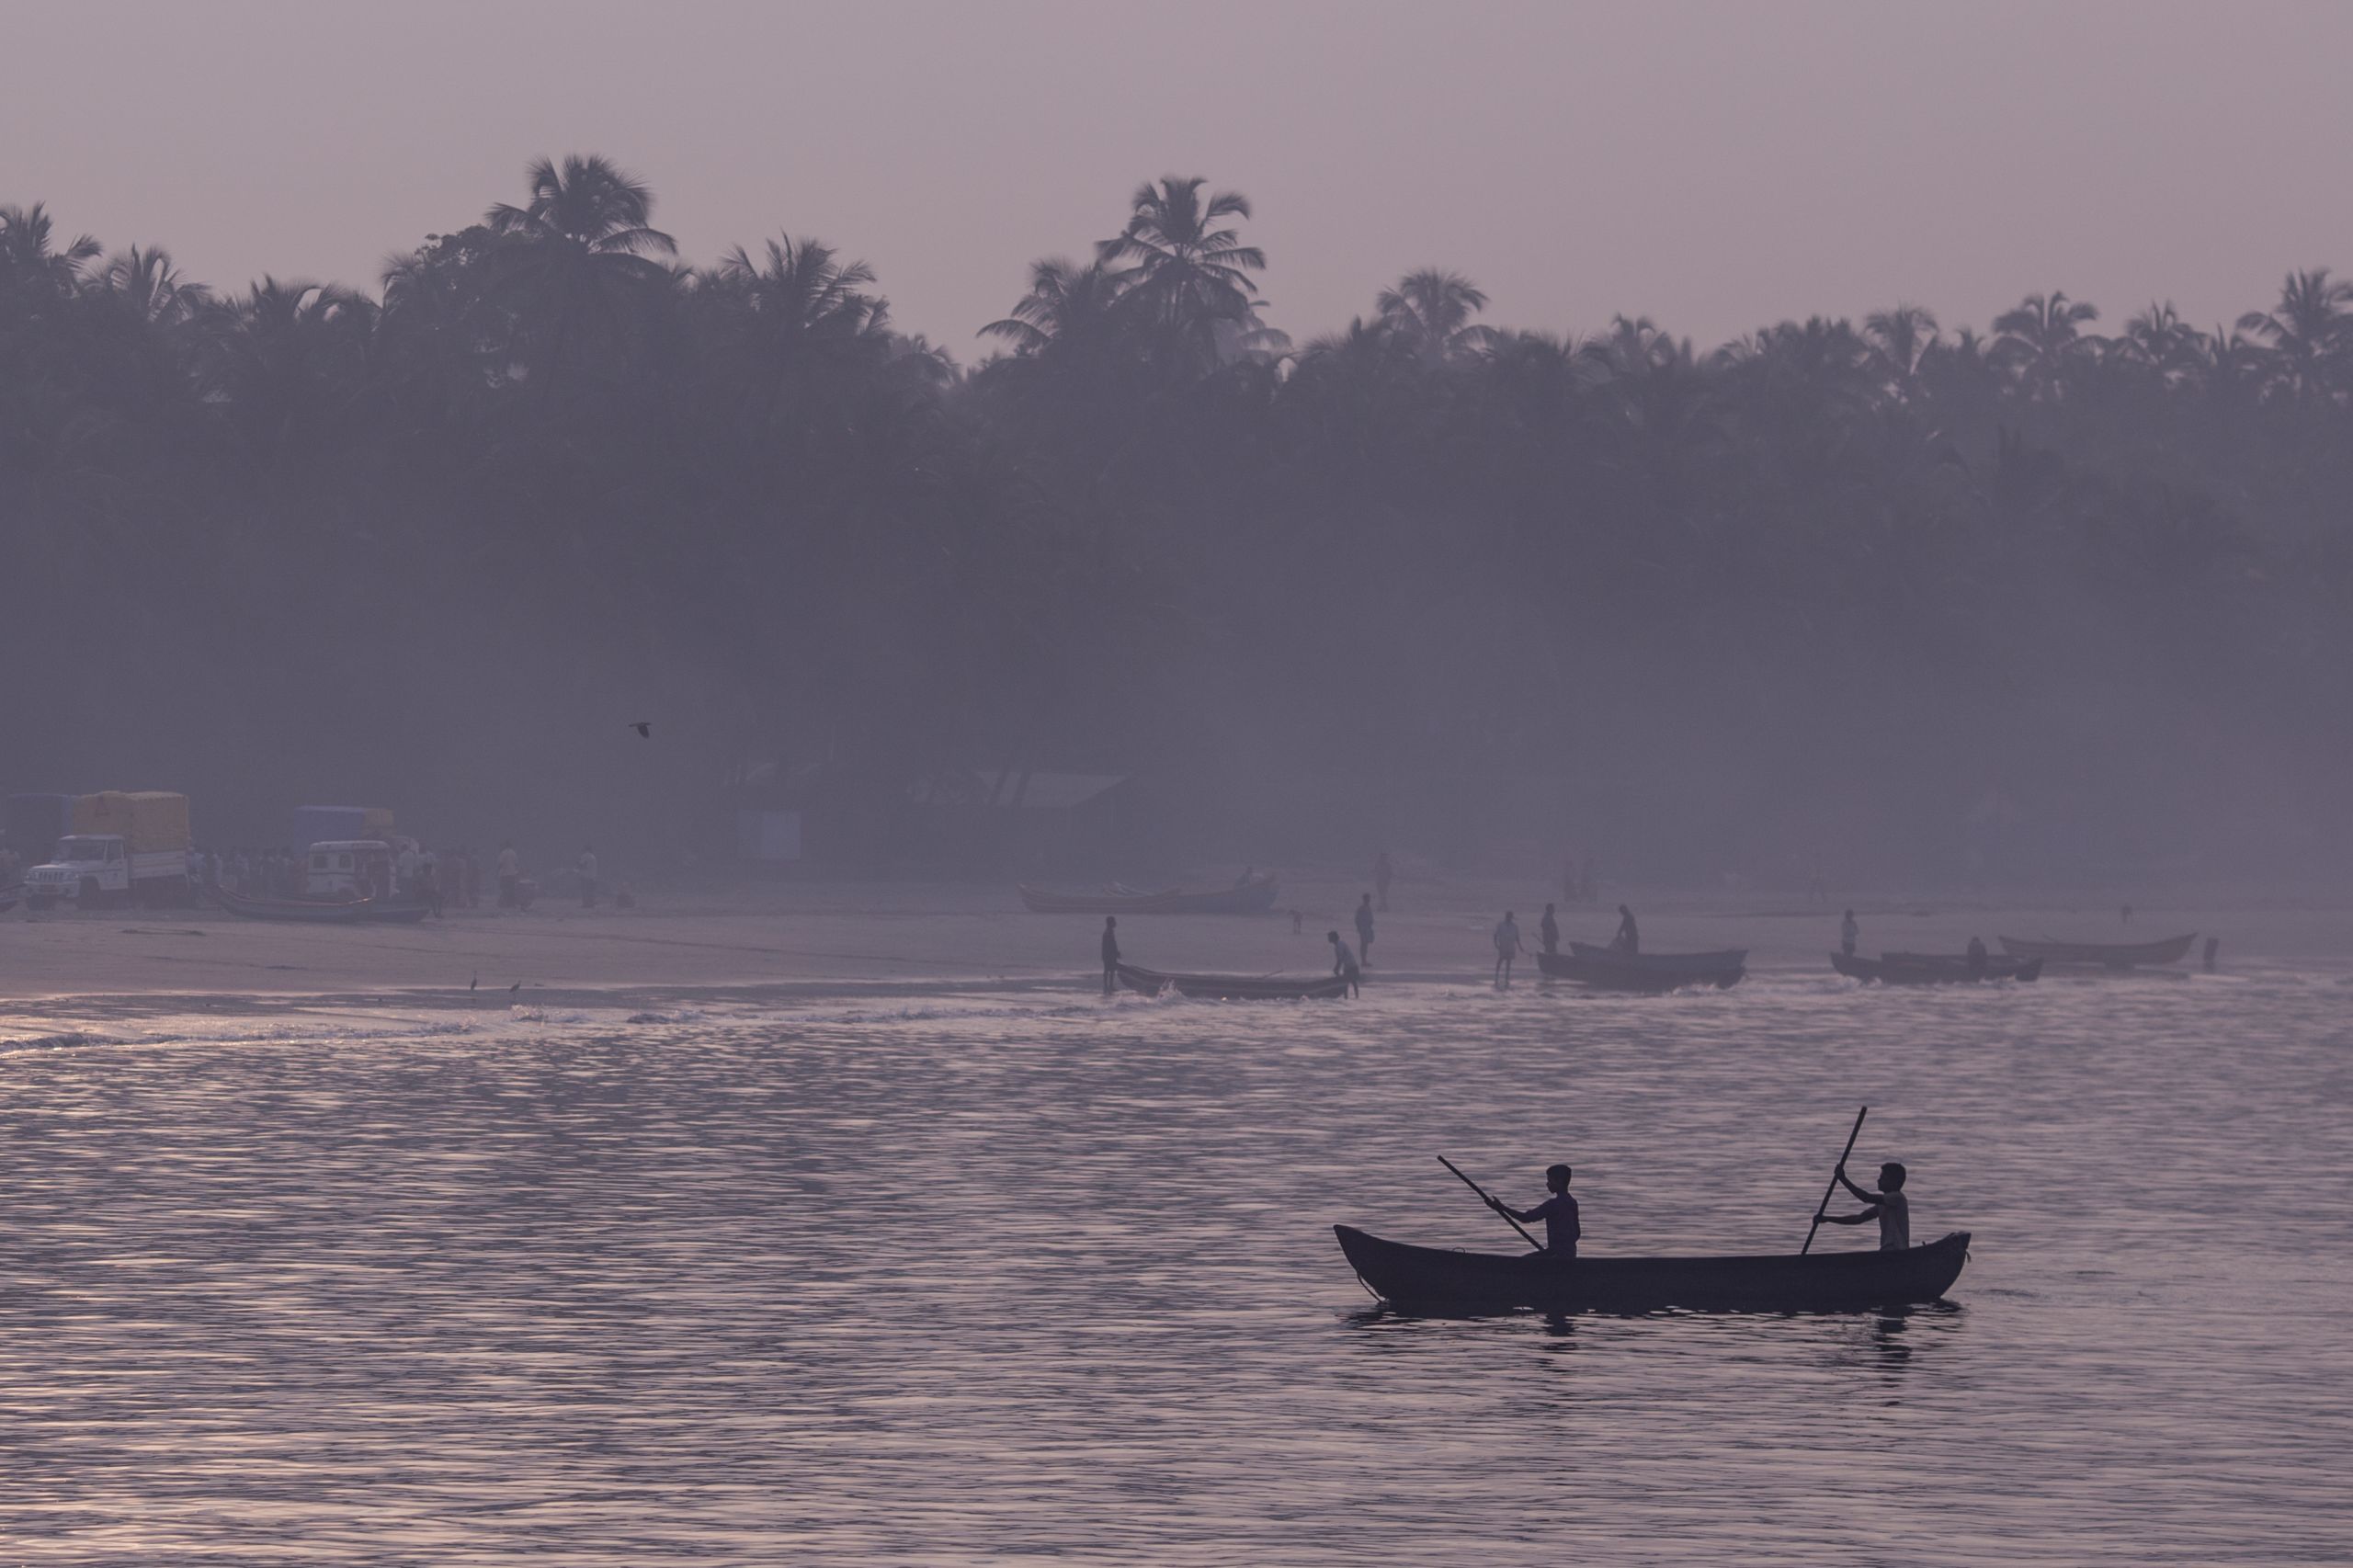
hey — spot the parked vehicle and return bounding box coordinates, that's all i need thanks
[304,840,398,900]
[23,833,192,909]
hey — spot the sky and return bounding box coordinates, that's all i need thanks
[9,0,2353,358]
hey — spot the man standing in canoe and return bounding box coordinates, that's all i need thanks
[1489,1164,1579,1256]
[1493,911,1525,988]
[1327,929,1361,997]
[1539,902,1561,956]
[1100,915,1121,997]
[1819,1161,1910,1250]
[1612,903,1640,955]
[1355,893,1377,969]
[1841,908,1859,957]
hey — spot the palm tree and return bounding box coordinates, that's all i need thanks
[0,203,101,303]
[91,245,207,327]
[1862,303,1939,398]
[1099,176,1266,370]
[1376,268,1500,364]
[197,277,380,465]
[483,154,678,393]
[1991,290,2099,400]
[717,236,884,341]
[2235,267,2351,401]
[979,257,1134,357]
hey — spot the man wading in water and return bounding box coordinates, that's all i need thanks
[1819,1160,1911,1250]
[1100,915,1121,997]
[1492,910,1525,989]
[1489,1164,1579,1256]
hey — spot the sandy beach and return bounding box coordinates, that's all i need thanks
[5,871,2346,1026]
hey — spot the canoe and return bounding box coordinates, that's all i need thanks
[1833,951,2043,984]
[1999,932,2196,969]
[1539,943,1747,992]
[1334,1224,1970,1313]
[1117,962,1348,1001]
[1020,878,1279,915]
[210,885,433,925]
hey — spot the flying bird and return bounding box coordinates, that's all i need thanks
[628,722,652,739]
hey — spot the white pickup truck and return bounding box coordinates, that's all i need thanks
[21,835,192,910]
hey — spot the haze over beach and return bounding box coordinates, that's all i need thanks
[3,2,2351,1562]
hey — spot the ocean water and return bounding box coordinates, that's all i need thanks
[0,966,2347,1563]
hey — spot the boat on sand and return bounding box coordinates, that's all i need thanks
[1998,933,2196,969]
[1116,963,1347,1001]
[1334,1224,1970,1313]
[1537,942,1747,992]
[1833,951,2043,985]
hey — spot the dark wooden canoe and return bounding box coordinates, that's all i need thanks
[1335,1224,1970,1313]
[1020,878,1279,915]
[1999,932,2196,969]
[210,885,432,925]
[1540,943,1747,992]
[1833,950,2043,984]
[1117,962,1348,1001]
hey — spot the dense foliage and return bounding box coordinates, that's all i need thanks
[4,159,2346,880]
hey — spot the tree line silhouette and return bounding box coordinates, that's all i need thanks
[4,155,2345,878]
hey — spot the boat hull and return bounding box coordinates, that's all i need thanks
[1833,951,2043,984]
[1021,880,1279,915]
[1999,933,2195,968]
[1335,1225,1970,1314]
[1117,963,1347,1001]
[1540,944,1746,991]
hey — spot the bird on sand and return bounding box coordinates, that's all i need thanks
[509,981,522,995]
[628,722,652,739]
[470,972,478,992]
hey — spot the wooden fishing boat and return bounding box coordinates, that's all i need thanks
[1116,962,1348,1001]
[1334,1224,1970,1313]
[1538,942,1747,992]
[1833,951,2043,984]
[210,885,432,925]
[1019,877,1279,915]
[1999,932,2196,969]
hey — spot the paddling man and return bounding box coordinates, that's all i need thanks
[1540,902,1561,956]
[1819,1161,1910,1251]
[1355,893,1376,969]
[1489,1164,1579,1257]
[1327,930,1361,997]
[1840,908,1859,957]
[1613,903,1639,955]
[1493,910,1525,988]
[1100,915,1121,997]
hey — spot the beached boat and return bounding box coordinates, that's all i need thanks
[1998,932,2196,969]
[210,885,433,925]
[1334,1224,1970,1313]
[1538,942,1747,992]
[1116,962,1348,1001]
[1019,877,1279,915]
[1833,951,2044,984]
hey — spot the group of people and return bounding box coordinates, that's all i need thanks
[1490,1155,1913,1257]
[1486,902,1641,987]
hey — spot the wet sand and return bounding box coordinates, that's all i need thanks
[4,873,2345,1026]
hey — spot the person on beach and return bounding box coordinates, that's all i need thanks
[497,841,521,910]
[1327,930,1361,997]
[577,844,599,908]
[1489,1164,1579,1256]
[1354,893,1376,969]
[1493,911,1525,988]
[1841,908,1859,957]
[1540,903,1561,956]
[1100,915,1121,997]
[1612,904,1639,955]
[1819,1161,1911,1251]
[1373,851,1393,912]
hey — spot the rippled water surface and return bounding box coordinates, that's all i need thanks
[2,968,2348,1563]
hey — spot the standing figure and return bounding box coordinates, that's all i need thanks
[1612,903,1640,955]
[1373,851,1393,913]
[1327,930,1361,998]
[1965,935,1988,978]
[1840,908,1859,957]
[1354,893,1377,970]
[1493,910,1525,989]
[577,844,599,909]
[1100,915,1121,998]
[1539,903,1560,956]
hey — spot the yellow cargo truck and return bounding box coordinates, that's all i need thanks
[23,791,194,909]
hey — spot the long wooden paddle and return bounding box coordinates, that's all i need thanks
[1802,1105,1870,1255]
[1438,1155,1543,1251]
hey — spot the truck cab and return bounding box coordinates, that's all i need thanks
[306,840,396,900]
[24,835,131,908]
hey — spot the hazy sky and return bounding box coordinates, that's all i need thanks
[10,0,2353,358]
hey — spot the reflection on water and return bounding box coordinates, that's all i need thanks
[0,971,2347,1563]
